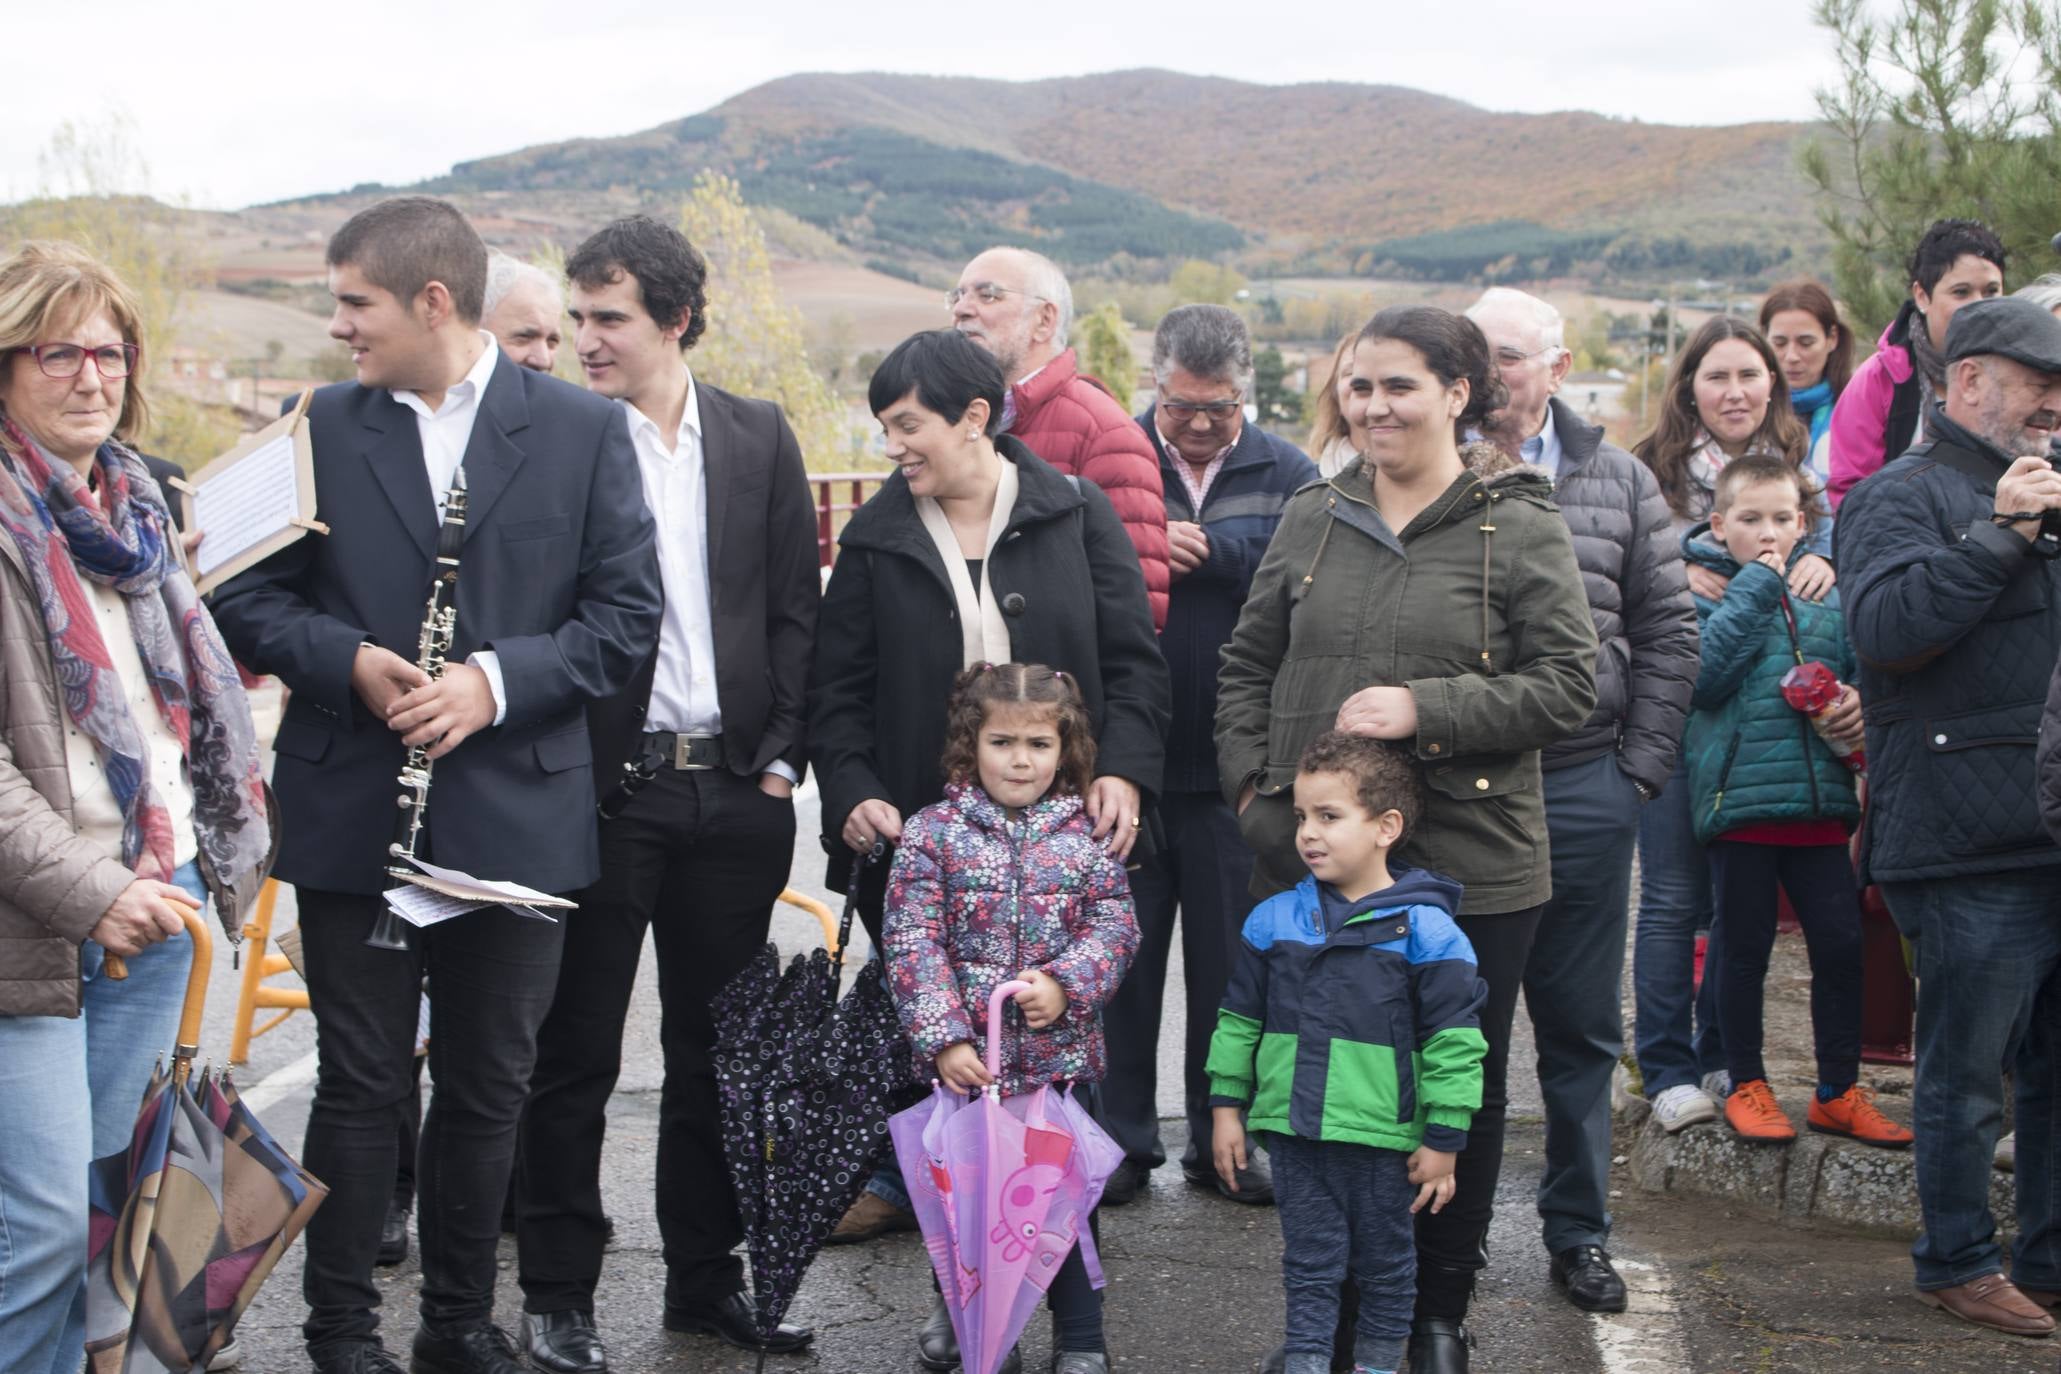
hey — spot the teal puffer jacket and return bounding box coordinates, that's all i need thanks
[1682,525,1859,844]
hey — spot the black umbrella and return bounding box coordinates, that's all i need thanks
[711,845,906,1368]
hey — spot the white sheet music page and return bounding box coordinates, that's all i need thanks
[191,433,301,577]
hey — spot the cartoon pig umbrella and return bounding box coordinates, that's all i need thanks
[888,980,1116,1374]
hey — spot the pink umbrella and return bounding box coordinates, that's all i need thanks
[888,980,1120,1374]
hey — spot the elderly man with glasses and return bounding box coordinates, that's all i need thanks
[1096,304,1317,1208]
[950,247,1169,629]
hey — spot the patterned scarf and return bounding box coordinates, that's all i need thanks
[1682,429,1783,523]
[0,421,270,896]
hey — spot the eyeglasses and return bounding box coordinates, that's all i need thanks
[11,342,139,380]
[946,282,1046,308]
[1159,397,1243,421]
[1493,345,1557,368]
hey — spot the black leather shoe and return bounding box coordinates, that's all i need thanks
[311,1343,406,1374]
[1551,1243,1629,1313]
[918,1295,959,1370]
[663,1290,813,1354]
[522,1310,607,1374]
[1181,1156,1275,1205]
[409,1323,525,1374]
[1406,1318,1474,1374]
[1100,1158,1148,1207]
[377,1200,409,1267]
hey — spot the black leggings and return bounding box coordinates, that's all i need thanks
[1707,840,1862,1091]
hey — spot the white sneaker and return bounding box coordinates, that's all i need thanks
[1700,1069,1732,1102]
[1997,1131,2017,1173]
[206,1338,241,1370]
[1649,1084,1719,1133]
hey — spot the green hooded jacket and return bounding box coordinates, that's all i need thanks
[1213,451,1600,914]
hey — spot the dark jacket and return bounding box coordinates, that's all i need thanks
[1138,412,1318,793]
[1536,399,1698,791]
[1681,530,1859,844]
[210,354,662,896]
[1204,868,1487,1154]
[1837,405,2061,882]
[807,437,1170,893]
[1214,450,1599,913]
[585,382,819,796]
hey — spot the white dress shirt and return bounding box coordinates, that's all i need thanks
[390,332,509,722]
[621,372,799,783]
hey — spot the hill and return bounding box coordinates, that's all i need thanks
[389,69,1823,281]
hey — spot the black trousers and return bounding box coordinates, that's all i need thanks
[516,767,794,1313]
[1415,904,1542,1322]
[297,888,565,1354]
[1708,839,1863,1091]
[1100,789,1253,1167]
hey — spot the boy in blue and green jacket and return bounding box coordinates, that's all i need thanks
[1683,455,1910,1150]
[1206,732,1487,1374]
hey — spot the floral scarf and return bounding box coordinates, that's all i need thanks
[1681,429,1783,525]
[0,421,270,902]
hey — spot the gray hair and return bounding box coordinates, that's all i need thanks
[1014,248,1073,349]
[1152,303,1254,393]
[1465,286,1566,355]
[482,250,563,319]
[2015,273,2061,315]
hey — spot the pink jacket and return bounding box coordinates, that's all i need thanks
[1010,350,1170,630]
[1827,318,1916,510]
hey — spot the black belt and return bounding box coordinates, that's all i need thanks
[641,731,727,771]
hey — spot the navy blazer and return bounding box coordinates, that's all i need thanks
[210,351,661,896]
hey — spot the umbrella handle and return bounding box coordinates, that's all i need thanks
[986,979,1033,1081]
[103,901,212,1086]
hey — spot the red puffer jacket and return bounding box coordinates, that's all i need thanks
[1009,349,1169,630]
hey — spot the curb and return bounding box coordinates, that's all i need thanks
[1617,1094,2015,1237]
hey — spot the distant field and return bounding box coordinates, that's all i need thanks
[181,289,337,364]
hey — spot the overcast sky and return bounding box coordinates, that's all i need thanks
[8,0,1837,211]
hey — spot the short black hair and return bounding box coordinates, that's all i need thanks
[566,215,708,351]
[1296,732,1425,847]
[1909,218,2007,295]
[327,197,487,323]
[868,328,1006,433]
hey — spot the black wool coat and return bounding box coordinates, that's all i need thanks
[807,437,1169,893]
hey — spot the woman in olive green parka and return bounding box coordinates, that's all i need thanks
[1214,306,1596,1368]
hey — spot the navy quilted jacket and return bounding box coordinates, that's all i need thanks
[1680,528,1859,844]
[1837,406,2061,882]
[1137,414,1318,792]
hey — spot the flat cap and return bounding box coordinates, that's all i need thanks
[1944,295,2061,374]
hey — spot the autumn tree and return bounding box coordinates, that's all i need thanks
[1,118,239,465]
[1076,303,1137,411]
[676,172,853,467]
[1801,0,2061,335]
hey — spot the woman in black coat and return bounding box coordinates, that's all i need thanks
[809,329,1169,935]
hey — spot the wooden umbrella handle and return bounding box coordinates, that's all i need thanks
[102,898,208,989]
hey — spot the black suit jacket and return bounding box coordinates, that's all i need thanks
[585,379,819,799]
[209,352,662,896]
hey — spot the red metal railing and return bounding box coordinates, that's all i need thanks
[810,472,890,568]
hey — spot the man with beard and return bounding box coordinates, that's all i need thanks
[1840,296,2061,1340]
[949,247,1169,628]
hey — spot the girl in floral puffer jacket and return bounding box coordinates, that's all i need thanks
[883,661,1140,1373]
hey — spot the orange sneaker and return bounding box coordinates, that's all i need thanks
[1724,1079,1797,1142]
[1808,1084,1914,1149]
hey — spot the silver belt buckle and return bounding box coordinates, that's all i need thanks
[674,734,716,770]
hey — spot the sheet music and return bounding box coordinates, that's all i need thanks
[191,433,301,577]
[382,883,560,929]
[399,856,577,910]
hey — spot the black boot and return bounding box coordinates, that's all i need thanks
[1405,1318,1473,1374]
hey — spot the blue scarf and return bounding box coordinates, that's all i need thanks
[1791,379,1834,452]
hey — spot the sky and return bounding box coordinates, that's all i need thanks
[8,0,1838,211]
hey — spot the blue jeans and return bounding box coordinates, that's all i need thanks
[1881,871,2061,1291]
[0,861,204,1374]
[1270,1133,1413,1374]
[1631,759,1724,1094]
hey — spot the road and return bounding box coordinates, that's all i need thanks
[199,783,2046,1372]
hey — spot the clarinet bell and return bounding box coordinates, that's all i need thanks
[364,905,412,951]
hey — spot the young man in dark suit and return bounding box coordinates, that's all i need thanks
[209,197,662,1374]
[511,216,819,1374]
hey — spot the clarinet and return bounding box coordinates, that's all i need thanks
[368,469,468,949]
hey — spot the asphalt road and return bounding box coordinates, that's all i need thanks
[197,783,2051,1372]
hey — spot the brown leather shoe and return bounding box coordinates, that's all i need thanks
[2017,1286,2061,1308]
[1917,1275,2057,1336]
[823,1191,916,1246]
